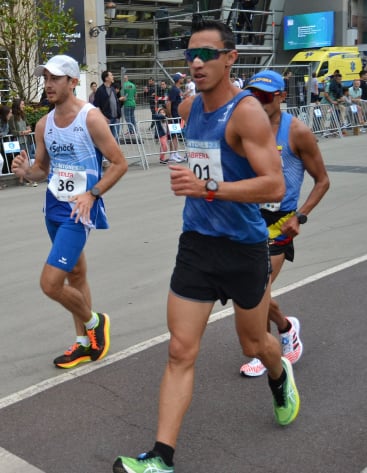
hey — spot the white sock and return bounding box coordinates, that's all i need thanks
[84,311,99,330]
[76,336,90,347]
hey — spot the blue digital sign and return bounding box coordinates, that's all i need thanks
[284,11,335,51]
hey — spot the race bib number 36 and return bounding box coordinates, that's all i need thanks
[48,167,87,202]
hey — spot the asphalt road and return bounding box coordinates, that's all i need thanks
[1,133,367,472]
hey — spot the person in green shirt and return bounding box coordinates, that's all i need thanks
[122,75,137,134]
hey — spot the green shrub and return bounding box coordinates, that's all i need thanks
[24,104,49,130]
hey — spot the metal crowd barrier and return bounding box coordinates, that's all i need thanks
[2,103,367,179]
[110,121,148,170]
[136,117,187,167]
[1,133,35,176]
[299,104,342,138]
[285,102,367,138]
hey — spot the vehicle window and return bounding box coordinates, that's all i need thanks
[318,61,329,77]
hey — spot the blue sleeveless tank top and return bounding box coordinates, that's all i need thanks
[183,92,268,244]
[44,103,108,229]
[276,112,305,211]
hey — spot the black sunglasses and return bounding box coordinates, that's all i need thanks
[184,48,232,62]
[248,88,281,105]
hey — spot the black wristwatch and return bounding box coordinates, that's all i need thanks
[295,211,307,224]
[90,186,101,200]
[205,179,219,202]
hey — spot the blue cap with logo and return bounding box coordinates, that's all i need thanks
[172,72,186,82]
[246,70,285,92]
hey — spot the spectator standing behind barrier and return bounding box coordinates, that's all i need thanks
[339,87,354,129]
[0,104,11,187]
[240,70,330,377]
[93,70,122,141]
[310,72,319,103]
[113,81,125,126]
[122,74,137,135]
[9,98,37,187]
[166,72,186,162]
[0,105,12,174]
[113,82,123,104]
[147,77,156,129]
[88,81,97,104]
[349,79,363,104]
[157,80,168,108]
[113,20,300,473]
[328,73,343,101]
[11,54,128,370]
[183,76,196,98]
[241,72,250,88]
[231,74,241,87]
[153,106,170,164]
[320,73,344,123]
[358,70,367,118]
[344,82,365,129]
[358,70,367,100]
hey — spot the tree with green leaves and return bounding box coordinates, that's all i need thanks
[0,0,77,102]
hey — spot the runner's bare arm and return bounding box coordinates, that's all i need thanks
[86,107,128,196]
[218,95,285,203]
[171,95,284,203]
[289,117,330,215]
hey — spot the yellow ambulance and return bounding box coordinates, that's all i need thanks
[288,46,362,89]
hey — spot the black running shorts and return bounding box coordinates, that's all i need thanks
[170,231,271,310]
[268,239,294,262]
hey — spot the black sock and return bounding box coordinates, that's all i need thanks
[278,320,291,334]
[268,369,287,406]
[152,441,175,466]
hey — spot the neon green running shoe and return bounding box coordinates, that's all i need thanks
[272,357,300,426]
[113,453,174,473]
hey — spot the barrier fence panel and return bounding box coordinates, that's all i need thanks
[166,116,187,161]
[2,100,367,182]
[136,117,187,167]
[339,101,367,134]
[136,119,163,166]
[299,104,342,138]
[284,104,343,138]
[284,106,299,118]
[109,122,148,170]
[1,134,34,176]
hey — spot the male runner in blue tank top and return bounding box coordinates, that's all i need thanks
[11,55,128,369]
[113,20,299,473]
[239,70,329,377]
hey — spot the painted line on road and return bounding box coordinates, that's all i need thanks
[0,447,46,473]
[1,254,367,414]
[1,254,367,473]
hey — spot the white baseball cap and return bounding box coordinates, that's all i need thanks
[34,55,80,79]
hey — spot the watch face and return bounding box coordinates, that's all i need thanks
[206,179,218,192]
[296,213,307,224]
[91,186,100,197]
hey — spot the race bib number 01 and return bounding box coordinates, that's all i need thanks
[186,140,223,182]
[48,167,87,202]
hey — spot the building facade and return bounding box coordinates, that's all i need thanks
[82,0,367,96]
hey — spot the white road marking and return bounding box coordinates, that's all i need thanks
[0,447,45,472]
[1,254,367,412]
[1,255,367,473]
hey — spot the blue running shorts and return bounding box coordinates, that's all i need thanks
[45,218,90,272]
